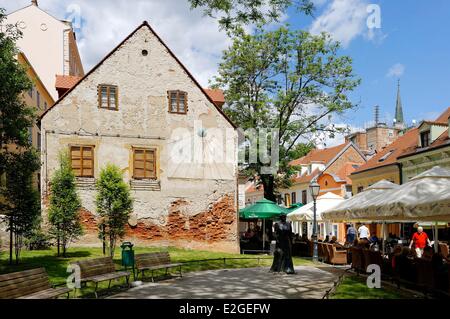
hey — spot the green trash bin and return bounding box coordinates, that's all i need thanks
[120,242,134,270]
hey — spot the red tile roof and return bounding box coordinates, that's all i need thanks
[435,107,450,123]
[352,128,419,174]
[204,88,225,107]
[55,75,82,90]
[289,143,349,167]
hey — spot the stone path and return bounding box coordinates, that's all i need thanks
[111,266,341,299]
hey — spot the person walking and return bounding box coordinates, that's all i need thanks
[358,223,370,240]
[409,226,431,258]
[346,224,357,244]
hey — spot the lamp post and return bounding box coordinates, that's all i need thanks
[309,181,321,263]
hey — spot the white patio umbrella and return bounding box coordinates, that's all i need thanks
[321,180,399,222]
[287,192,345,222]
[363,166,450,221]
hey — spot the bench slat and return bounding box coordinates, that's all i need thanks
[83,271,130,283]
[18,287,71,299]
[0,268,46,282]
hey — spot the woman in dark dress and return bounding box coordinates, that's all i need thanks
[270,214,295,274]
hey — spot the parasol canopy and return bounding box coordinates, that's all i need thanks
[239,198,288,219]
[288,192,345,222]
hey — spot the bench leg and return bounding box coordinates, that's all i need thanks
[179,265,182,278]
[94,282,99,299]
[151,270,154,283]
[126,275,130,288]
[108,279,112,289]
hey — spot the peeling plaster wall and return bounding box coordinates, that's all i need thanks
[41,25,239,253]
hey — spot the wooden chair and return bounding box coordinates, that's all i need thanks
[318,243,325,262]
[72,257,130,298]
[0,268,71,299]
[350,247,362,273]
[134,252,182,281]
[414,257,435,293]
[439,243,449,259]
[326,244,347,265]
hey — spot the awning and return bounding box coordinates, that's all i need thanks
[322,180,399,222]
[288,192,345,222]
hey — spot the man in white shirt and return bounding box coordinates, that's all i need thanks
[358,223,370,240]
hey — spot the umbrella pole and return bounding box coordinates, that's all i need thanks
[263,219,265,252]
[434,222,439,254]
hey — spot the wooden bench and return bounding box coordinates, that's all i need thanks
[72,257,130,298]
[0,268,71,299]
[135,252,182,281]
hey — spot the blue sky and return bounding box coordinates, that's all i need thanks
[3,0,450,132]
[288,0,450,128]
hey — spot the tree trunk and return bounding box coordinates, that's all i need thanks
[57,235,60,257]
[9,216,13,265]
[102,224,106,255]
[261,174,276,202]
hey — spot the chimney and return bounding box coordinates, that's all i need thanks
[31,0,38,6]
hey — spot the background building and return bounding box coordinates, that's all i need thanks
[4,1,84,100]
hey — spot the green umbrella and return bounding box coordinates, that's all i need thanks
[239,198,288,219]
[239,199,288,252]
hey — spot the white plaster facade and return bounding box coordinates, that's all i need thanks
[40,22,238,252]
[4,3,84,100]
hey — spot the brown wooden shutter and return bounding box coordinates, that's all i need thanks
[133,148,157,179]
[70,145,94,177]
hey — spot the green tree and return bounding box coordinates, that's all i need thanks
[96,164,133,258]
[3,150,40,264]
[48,152,83,257]
[189,0,314,30]
[0,8,40,264]
[213,27,360,200]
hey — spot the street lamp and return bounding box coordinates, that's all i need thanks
[309,181,321,263]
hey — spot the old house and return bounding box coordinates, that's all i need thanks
[398,107,450,182]
[40,21,239,253]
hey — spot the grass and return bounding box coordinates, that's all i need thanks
[331,275,420,299]
[0,246,313,298]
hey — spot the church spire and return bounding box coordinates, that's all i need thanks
[395,79,404,127]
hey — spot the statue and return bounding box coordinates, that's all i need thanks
[270,213,295,274]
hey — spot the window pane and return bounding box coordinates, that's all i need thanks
[170,92,178,112]
[109,87,116,109]
[101,87,108,107]
[178,95,185,113]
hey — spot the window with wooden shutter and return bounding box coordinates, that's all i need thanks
[70,145,94,177]
[167,90,187,114]
[133,148,157,179]
[98,85,118,110]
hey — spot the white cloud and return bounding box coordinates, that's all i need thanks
[2,0,231,86]
[387,63,405,78]
[309,0,386,48]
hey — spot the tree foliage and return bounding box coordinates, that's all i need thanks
[48,152,83,257]
[213,26,361,199]
[189,0,314,30]
[0,8,41,264]
[96,164,133,258]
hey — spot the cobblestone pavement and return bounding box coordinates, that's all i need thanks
[111,266,340,299]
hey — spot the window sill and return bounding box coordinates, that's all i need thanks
[130,179,161,191]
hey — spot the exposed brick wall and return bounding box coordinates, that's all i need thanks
[77,194,238,252]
